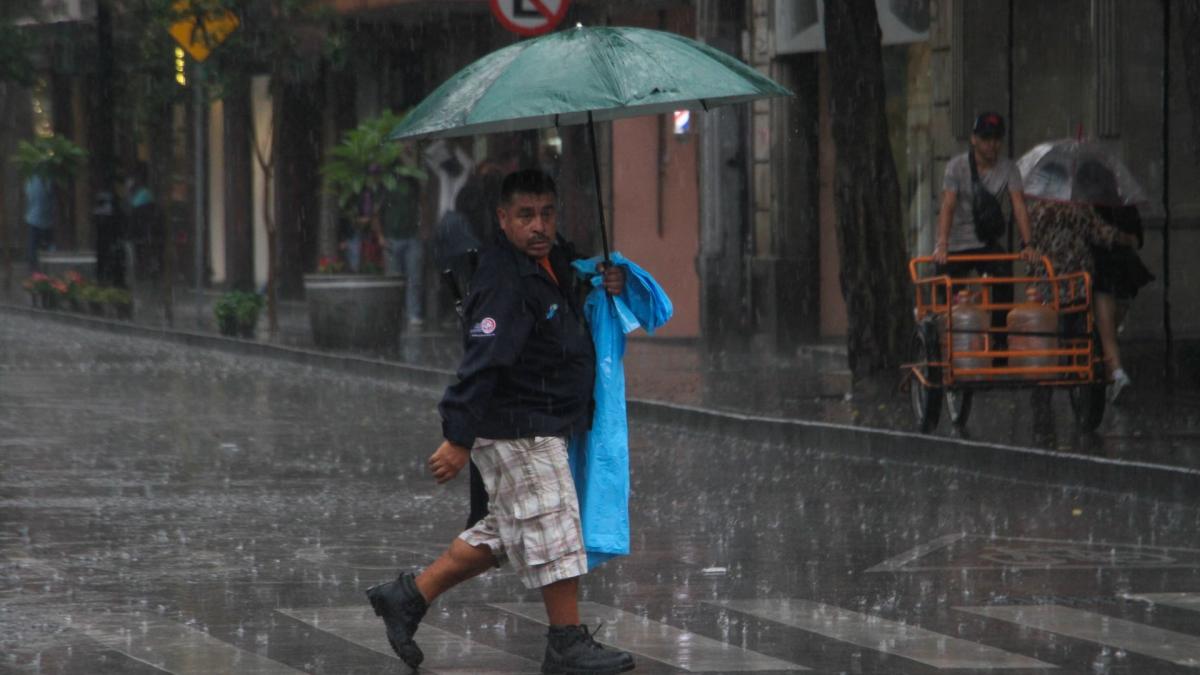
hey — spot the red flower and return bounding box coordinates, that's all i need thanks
[317,256,345,274]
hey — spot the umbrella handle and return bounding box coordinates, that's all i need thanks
[586,111,612,264]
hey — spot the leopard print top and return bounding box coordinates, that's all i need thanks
[1028,199,1119,301]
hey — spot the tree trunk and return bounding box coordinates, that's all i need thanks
[823,0,913,382]
[696,0,751,353]
[90,0,120,285]
[317,66,339,260]
[223,78,254,290]
[1,83,11,291]
[276,79,321,298]
[261,77,282,336]
[1180,1,1200,166]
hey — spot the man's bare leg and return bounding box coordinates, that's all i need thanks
[365,541,490,670]
[414,538,497,603]
[541,576,580,625]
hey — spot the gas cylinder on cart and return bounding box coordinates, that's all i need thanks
[1007,286,1059,378]
[946,290,988,381]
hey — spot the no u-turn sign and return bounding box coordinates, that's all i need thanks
[490,0,570,37]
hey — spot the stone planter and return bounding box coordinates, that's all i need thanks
[217,312,258,338]
[38,290,60,310]
[303,274,406,350]
[40,251,97,281]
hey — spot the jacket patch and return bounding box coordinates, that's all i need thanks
[545,303,559,320]
[470,317,497,337]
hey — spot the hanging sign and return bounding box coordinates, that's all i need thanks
[490,0,570,37]
[168,0,239,63]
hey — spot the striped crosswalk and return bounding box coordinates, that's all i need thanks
[957,604,1200,668]
[491,601,806,671]
[78,611,305,675]
[1126,592,1200,612]
[42,594,1200,672]
[277,607,542,674]
[712,599,1053,670]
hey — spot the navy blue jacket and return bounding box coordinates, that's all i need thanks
[439,234,595,448]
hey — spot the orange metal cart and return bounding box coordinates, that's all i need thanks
[904,253,1107,433]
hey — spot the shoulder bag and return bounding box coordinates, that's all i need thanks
[968,150,1007,245]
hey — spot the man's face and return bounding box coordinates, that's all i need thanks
[498,191,557,259]
[971,133,1003,164]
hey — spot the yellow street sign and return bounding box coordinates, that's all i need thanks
[168,1,239,63]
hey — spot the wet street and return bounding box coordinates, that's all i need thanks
[3,313,1200,674]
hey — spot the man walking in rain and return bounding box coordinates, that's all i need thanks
[367,169,634,674]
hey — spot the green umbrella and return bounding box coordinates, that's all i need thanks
[390,24,792,258]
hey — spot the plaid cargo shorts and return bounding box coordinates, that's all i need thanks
[458,435,587,589]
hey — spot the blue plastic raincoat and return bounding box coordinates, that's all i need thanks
[568,253,672,569]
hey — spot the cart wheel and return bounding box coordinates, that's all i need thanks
[945,389,973,428]
[910,321,943,433]
[1069,384,1106,432]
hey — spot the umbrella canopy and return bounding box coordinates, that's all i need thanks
[390,24,790,261]
[1017,139,1151,209]
[390,25,791,141]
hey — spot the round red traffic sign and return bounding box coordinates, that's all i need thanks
[489,0,570,37]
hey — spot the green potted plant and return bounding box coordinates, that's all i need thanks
[305,111,424,350]
[214,290,263,338]
[80,284,106,316]
[101,287,133,320]
[13,134,87,187]
[322,109,426,228]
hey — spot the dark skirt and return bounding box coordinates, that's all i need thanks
[1092,245,1154,299]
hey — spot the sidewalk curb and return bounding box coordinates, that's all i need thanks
[1,303,453,391]
[6,302,1198,495]
[627,400,1200,497]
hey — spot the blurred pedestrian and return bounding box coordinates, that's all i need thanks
[366,169,633,675]
[374,170,426,326]
[1080,161,1154,403]
[23,172,55,272]
[934,112,1038,349]
[126,163,164,283]
[93,188,125,287]
[456,149,520,243]
[424,140,475,326]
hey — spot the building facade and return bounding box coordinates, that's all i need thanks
[3,0,1193,349]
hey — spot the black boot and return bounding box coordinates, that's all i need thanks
[542,624,635,674]
[366,572,429,669]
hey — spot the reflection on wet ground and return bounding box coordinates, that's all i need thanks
[3,314,1200,673]
[3,278,1198,467]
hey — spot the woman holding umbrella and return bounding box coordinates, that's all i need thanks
[1082,160,1155,402]
[1020,143,1155,404]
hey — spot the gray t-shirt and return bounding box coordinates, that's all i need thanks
[942,152,1023,251]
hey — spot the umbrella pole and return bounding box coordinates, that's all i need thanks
[586,111,612,263]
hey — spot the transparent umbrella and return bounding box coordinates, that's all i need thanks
[1017,138,1151,209]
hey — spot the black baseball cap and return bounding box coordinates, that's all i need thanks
[973,112,1005,138]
